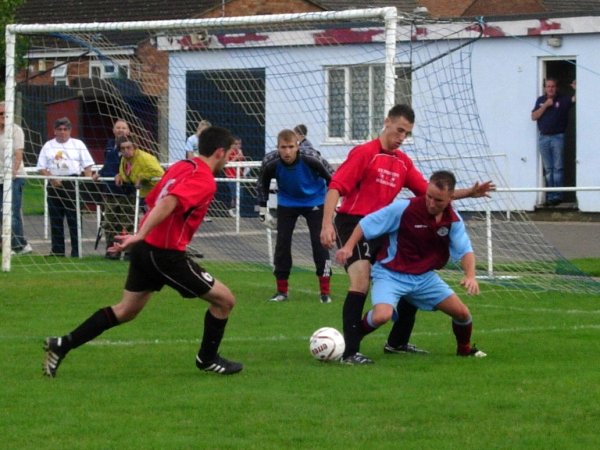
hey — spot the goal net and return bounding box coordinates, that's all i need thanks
[3,8,598,296]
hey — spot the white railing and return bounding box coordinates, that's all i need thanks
[3,167,599,273]
[482,186,600,279]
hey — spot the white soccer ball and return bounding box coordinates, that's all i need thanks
[309,327,345,361]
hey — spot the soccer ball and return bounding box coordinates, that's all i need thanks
[309,327,345,361]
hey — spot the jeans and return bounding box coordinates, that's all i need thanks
[0,178,28,250]
[226,179,237,208]
[538,133,564,202]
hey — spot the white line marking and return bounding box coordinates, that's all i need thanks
[79,323,600,347]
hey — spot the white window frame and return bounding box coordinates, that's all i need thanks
[51,63,69,86]
[89,60,130,79]
[326,64,411,143]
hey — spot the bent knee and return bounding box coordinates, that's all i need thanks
[219,294,236,312]
[112,305,141,323]
[372,305,394,325]
[207,287,236,313]
[454,306,471,323]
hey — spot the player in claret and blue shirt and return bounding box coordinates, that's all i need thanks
[43,126,244,377]
[335,170,487,359]
[320,104,494,365]
[256,128,335,304]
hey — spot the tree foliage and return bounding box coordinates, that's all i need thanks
[1,0,26,98]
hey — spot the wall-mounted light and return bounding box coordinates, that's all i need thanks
[547,36,562,48]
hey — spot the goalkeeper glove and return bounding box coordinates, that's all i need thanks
[259,207,277,230]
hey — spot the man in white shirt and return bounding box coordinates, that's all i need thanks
[0,101,32,255]
[36,117,94,257]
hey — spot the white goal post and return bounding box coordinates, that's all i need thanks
[3,8,599,296]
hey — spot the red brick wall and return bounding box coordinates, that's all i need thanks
[202,0,323,18]
[419,0,474,18]
[464,0,545,16]
[135,41,169,96]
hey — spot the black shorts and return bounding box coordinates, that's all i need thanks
[125,241,215,298]
[334,213,386,269]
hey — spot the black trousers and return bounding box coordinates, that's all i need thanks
[47,181,79,257]
[273,204,331,279]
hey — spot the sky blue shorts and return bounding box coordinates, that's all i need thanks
[370,263,454,312]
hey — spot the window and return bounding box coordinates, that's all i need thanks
[90,60,130,79]
[327,65,411,141]
[51,63,68,86]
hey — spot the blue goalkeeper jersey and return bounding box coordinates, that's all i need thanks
[256,147,334,208]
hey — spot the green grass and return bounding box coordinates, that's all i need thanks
[571,258,600,277]
[22,179,45,215]
[2,265,600,449]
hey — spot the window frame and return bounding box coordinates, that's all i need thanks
[89,60,130,79]
[326,64,412,143]
[51,63,69,86]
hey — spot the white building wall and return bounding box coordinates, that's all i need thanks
[168,22,600,211]
[168,45,378,163]
[472,33,600,212]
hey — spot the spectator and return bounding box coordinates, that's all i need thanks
[293,124,317,154]
[256,128,335,303]
[224,136,245,217]
[185,120,211,159]
[36,117,94,257]
[531,77,575,206]
[0,101,32,255]
[115,135,164,211]
[92,119,136,259]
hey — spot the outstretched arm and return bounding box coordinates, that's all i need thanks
[111,195,178,252]
[453,180,496,200]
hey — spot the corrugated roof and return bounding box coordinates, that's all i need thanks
[15,0,222,23]
[14,0,422,24]
[542,0,600,12]
[15,0,600,25]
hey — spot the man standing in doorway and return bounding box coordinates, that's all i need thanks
[531,77,575,206]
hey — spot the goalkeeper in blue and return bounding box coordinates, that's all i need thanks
[256,129,335,303]
[335,170,486,360]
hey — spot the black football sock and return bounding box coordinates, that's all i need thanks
[386,299,418,347]
[342,291,367,357]
[198,310,228,362]
[65,307,119,351]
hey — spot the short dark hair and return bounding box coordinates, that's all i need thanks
[198,126,234,157]
[429,170,456,191]
[387,104,415,124]
[277,129,297,145]
[54,117,72,129]
[293,124,307,136]
[115,135,135,149]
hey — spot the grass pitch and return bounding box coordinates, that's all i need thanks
[2,263,599,449]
